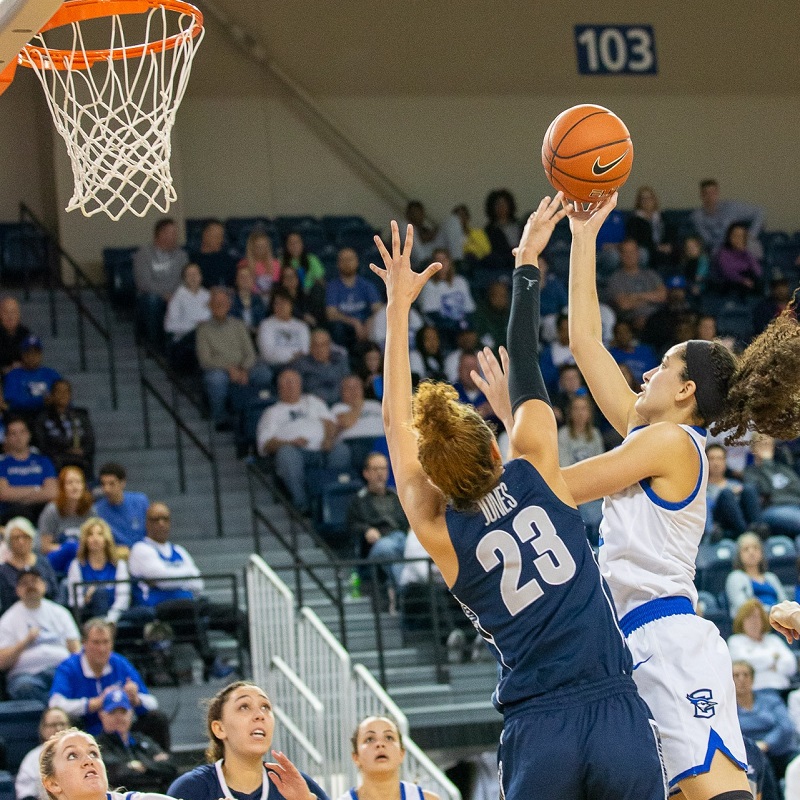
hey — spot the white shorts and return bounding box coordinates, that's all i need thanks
[626,607,747,792]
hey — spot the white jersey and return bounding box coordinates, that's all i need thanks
[599,424,707,619]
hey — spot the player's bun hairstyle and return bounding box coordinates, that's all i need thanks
[413,381,502,512]
[708,300,800,443]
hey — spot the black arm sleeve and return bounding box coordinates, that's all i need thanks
[507,264,552,415]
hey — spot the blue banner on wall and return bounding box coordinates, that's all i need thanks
[575,25,658,75]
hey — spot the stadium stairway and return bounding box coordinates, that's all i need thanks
[16,288,501,760]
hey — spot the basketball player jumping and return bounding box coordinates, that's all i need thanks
[369,202,668,800]
[477,192,800,800]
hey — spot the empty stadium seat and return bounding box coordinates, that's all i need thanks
[184,218,210,254]
[321,215,369,238]
[315,475,364,553]
[274,215,321,239]
[103,246,138,308]
[0,699,43,772]
[0,771,12,800]
[765,535,798,586]
[224,217,275,255]
[0,222,49,282]
[335,227,378,253]
[695,538,737,600]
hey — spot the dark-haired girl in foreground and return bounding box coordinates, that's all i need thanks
[370,204,667,800]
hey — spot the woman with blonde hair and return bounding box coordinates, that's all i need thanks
[727,598,797,693]
[39,727,173,800]
[37,466,96,573]
[168,680,327,800]
[725,531,787,619]
[239,229,281,297]
[66,517,130,624]
[369,203,666,800]
[339,715,439,800]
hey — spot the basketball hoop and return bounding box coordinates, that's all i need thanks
[18,0,204,220]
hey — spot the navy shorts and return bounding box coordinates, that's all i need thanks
[498,675,668,800]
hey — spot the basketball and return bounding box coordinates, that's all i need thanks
[541,104,633,203]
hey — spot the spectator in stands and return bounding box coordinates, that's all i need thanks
[607,319,658,384]
[0,516,58,610]
[552,363,586,426]
[409,324,447,383]
[625,185,675,269]
[347,453,408,614]
[364,303,423,353]
[474,279,510,350]
[133,218,188,347]
[557,394,605,545]
[606,238,667,330]
[15,706,70,800]
[713,222,763,297]
[191,220,237,289]
[331,375,384,471]
[33,379,95,478]
[726,532,788,619]
[345,716,441,800]
[483,189,520,272]
[96,688,177,792]
[404,200,439,269]
[640,275,696,357]
[196,287,272,431]
[294,328,350,406]
[352,342,384,400]
[697,314,718,342]
[38,465,95,572]
[163,262,210,373]
[325,247,382,349]
[595,205,627,274]
[0,415,56,523]
[256,369,350,514]
[691,179,765,256]
[677,235,711,298]
[278,263,326,328]
[733,659,796,779]
[452,203,491,263]
[238,228,280,297]
[167,681,328,800]
[728,598,797,692]
[418,247,475,348]
[745,434,800,538]
[754,273,793,335]
[66,517,130,625]
[537,254,569,331]
[452,352,493,422]
[0,296,30,375]
[0,566,79,703]
[706,445,762,541]
[95,462,149,549]
[257,288,310,368]
[540,313,575,395]
[49,618,168,748]
[3,335,61,423]
[443,327,480,384]
[230,265,268,335]
[281,231,325,291]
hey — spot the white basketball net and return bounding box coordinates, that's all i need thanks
[20,3,204,220]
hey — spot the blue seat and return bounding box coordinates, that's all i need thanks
[184,218,209,254]
[765,535,798,586]
[315,476,364,548]
[715,306,754,347]
[103,246,138,308]
[0,699,43,772]
[336,228,378,254]
[321,215,368,239]
[0,770,12,800]
[225,217,276,255]
[696,538,736,600]
[299,229,329,256]
[0,223,48,281]
[662,208,695,240]
[275,216,321,239]
[243,395,276,448]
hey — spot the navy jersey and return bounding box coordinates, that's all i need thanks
[446,458,632,710]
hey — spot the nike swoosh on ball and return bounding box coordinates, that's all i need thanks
[591,150,629,176]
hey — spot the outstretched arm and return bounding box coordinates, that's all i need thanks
[370,223,456,583]
[563,195,642,436]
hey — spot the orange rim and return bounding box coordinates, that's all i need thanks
[18,0,203,70]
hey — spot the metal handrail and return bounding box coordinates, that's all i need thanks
[139,373,223,537]
[18,203,118,408]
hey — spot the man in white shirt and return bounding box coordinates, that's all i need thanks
[256,368,351,513]
[418,247,476,348]
[0,567,80,703]
[256,289,310,367]
[331,375,385,471]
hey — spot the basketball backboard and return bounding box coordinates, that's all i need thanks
[0,0,63,95]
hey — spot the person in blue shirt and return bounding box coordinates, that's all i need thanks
[0,416,57,523]
[2,335,61,423]
[168,681,328,800]
[94,462,149,549]
[325,247,382,349]
[370,204,667,799]
[607,318,658,384]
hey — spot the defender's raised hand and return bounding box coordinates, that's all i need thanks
[370,221,441,309]
[562,192,618,239]
[471,346,514,434]
[515,193,568,268]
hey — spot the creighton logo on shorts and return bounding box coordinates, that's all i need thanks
[686,688,717,718]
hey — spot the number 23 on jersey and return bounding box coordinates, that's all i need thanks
[476,505,577,616]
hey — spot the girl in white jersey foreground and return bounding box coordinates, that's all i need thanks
[39,727,173,800]
[477,192,800,800]
[338,716,439,800]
